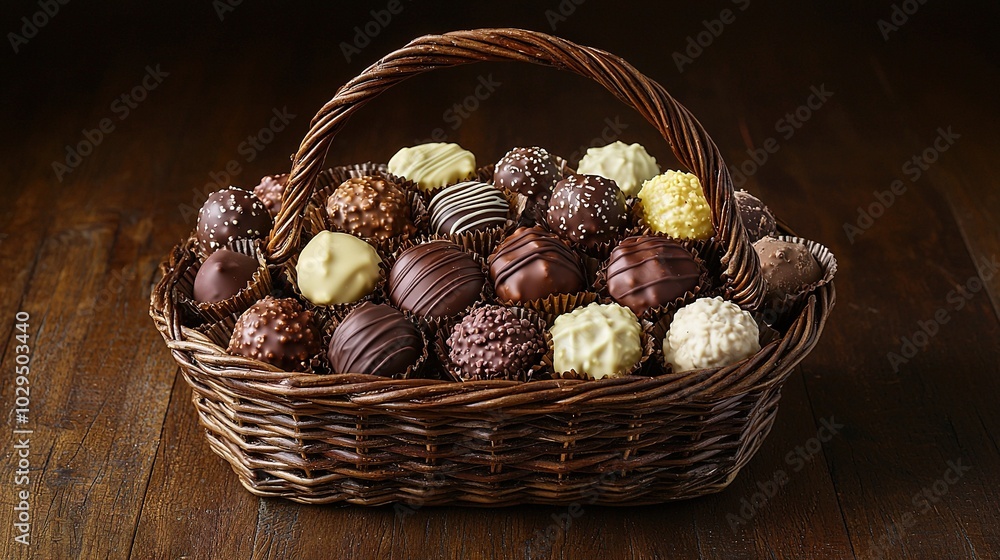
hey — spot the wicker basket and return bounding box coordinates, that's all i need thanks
[149,28,836,506]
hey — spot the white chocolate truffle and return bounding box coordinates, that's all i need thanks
[637,171,714,239]
[662,297,760,373]
[296,231,381,305]
[576,141,659,196]
[387,142,476,192]
[549,302,642,379]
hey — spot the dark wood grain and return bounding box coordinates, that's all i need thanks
[1,1,998,558]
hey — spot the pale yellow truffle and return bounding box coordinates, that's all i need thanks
[637,171,714,239]
[296,231,381,305]
[387,142,476,192]
[576,141,660,197]
[549,302,642,379]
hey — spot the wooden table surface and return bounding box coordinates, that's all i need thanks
[2,1,998,558]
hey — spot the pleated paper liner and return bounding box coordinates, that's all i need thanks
[539,313,656,381]
[494,290,602,331]
[175,238,273,325]
[756,235,838,329]
[432,304,550,383]
[282,249,389,328]
[196,309,329,375]
[318,303,432,380]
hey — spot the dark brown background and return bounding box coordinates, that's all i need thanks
[1,0,998,558]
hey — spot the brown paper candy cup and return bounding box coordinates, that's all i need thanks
[176,238,273,325]
[756,235,838,327]
[319,305,431,380]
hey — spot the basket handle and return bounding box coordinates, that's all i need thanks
[267,28,765,308]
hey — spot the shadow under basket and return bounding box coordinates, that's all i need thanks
[148,28,837,506]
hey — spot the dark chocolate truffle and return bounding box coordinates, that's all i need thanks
[227,296,321,371]
[753,238,823,300]
[253,174,288,217]
[734,190,777,242]
[546,174,626,249]
[328,302,422,376]
[488,227,587,302]
[606,236,701,316]
[193,248,259,303]
[447,305,545,381]
[429,181,509,235]
[493,146,561,200]
[325,176,415,241]
[197,188,272,255]
[388,241,485,318]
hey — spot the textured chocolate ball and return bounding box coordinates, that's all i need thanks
[325,176,415,241]
[606,237,701,316]
[447,305,545,381]
[197,188,273,255]
[488,227,587,302]
[493,146,561,200]
[388,241,485,318]
[328,302,422,376]
[546,174,627,249]
[227,296,321,371]
[753,238,823,300]
[734,190,777,242]
[193,249,259,303]
[253,174,288,217]
[429,181,509,235]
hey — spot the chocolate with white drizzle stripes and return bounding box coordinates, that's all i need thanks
[429,180,509,235]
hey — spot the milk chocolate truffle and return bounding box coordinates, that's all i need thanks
[606,236,701,316]
[549,302,642,379]
[388,241,485,318]
[227,296,321,371]
[253,174,288,217]
[325,176,415,241]
[546,174,627,249]
[662,296,760,373]
[488,227,587,302]
[387,142,476,192]
[753,238,823,300]
[493,146,561,200]
[447,305,545,381]
[637,171,714,240]
[296,231,381,306]
[429,181,509,235]
[734,190,777,242]
[576,141,659,197]
[328,302,421,376]
[193,248,258,303]
[196,188,273,254]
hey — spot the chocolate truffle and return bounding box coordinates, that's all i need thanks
[488,227,587,302]
[296,231,381,306]
[253,174,288,217]
[197,188,273,254]
[227,296,321,371]
[325,176,415,241]
[734,190,777,242]
[493,146,561,200]
[388,241,485,318]
[193,248,259,303]
[606,236,701,316]
[328,302,422,376]
[662,297,760,373]
[576,141,659,197]
[387,142,476,192]
[753,238,823,300]
[637,171,714,240]
[549,302,642,379]
[429,181,509,235]
[546,174,627,249]
[447,305,546,381]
